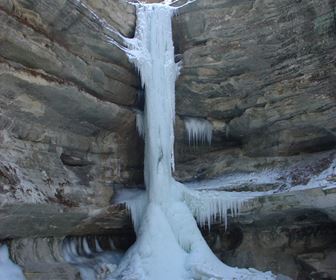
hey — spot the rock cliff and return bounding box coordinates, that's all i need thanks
[0,0,141,238]
[0,0,335,279]
[173,0,336,180]
[172,2,336,277]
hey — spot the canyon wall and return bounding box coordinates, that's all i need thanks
[173,0,336,180]
[0,0,335,279]
[0,0,141,238]
[172,2,336,277]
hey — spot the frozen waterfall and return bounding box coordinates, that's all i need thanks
[105,3,276,280]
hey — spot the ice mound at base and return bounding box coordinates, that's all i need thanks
[110,201,276,280]
[114,182,275,280]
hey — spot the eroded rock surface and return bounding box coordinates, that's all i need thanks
[8,234,135,280]
[171,3,336,276]
[0,0,142,238]
[204,206,336,279]
[173,0,336,178]
[0,0,335,279]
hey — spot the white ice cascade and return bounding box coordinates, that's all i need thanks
[127,4,178,197]
[105,3,275,280]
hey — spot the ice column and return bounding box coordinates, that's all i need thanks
[128,5,179,203]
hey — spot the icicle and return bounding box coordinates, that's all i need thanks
[77,237,84,256]
[184,117,213,146]
[82,237,92,255]
[183,189,247,230]
[108,237,116,250]
[125,191,148,232]
[95,238,103,253]
[136,110,145,138]
[62,236,123,280]
[69,238,78,256]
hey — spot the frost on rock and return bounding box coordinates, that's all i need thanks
[103,2,276,280]
[184,117,213,145]
[292,158,336,191]
[0,245,26,280]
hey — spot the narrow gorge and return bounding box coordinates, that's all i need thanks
[0,0,335,279]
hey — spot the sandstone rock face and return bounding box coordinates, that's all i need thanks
[8,234,135,280]
[0,0,335,279]
[204,206,336,279]
[172,1,336,278]
[173,0,336,178]
[0,0,142,238]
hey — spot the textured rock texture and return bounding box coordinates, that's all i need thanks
[173,0,336,179]
[0,0,335,279]
[7,234,135,280]
[7,184,336,279]
[204,203,336,279]
[0,0,142,238]
[171,1,336,278]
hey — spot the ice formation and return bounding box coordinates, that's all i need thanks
[183,188,245,230]
[185,117,213,145]
[135,110,145,138]
[125,190,148,232]
[0,245,26,280]
[103,3,275,280]
[63,237,123,280]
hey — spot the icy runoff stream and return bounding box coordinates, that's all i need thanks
[104,2,275,280]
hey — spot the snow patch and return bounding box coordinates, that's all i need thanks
[186,157,336,194]
[186,170,281,191]
[291,159,336,191]
[0,245,26,280]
